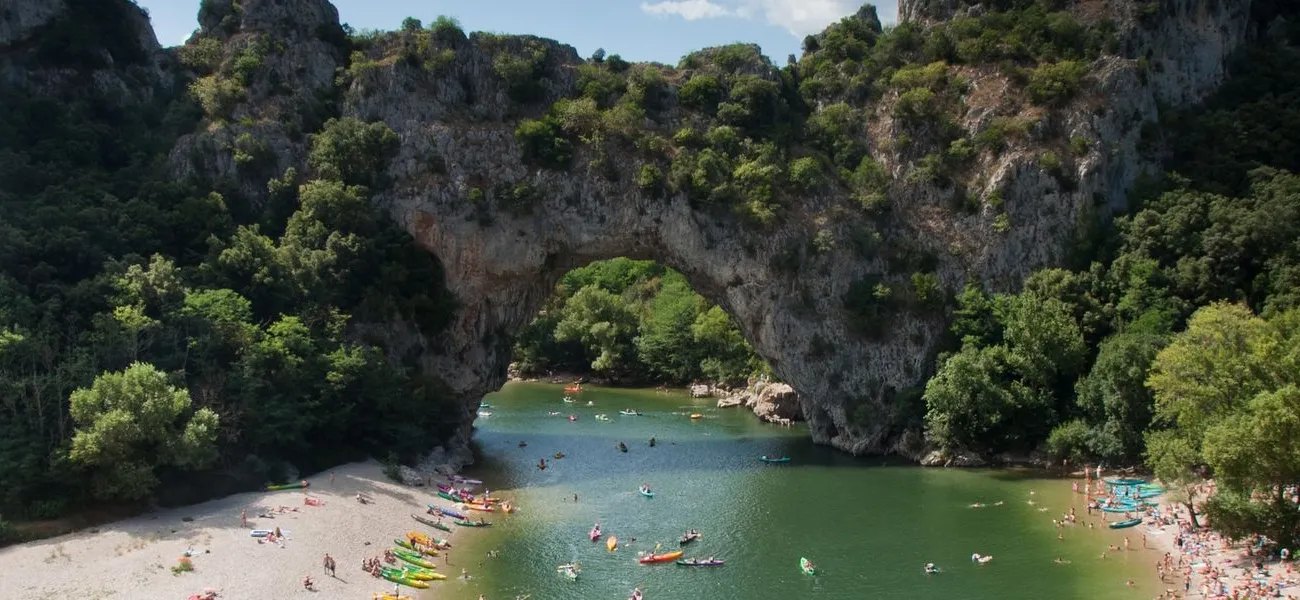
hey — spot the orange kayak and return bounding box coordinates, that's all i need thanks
[638,550,683,564]
[463,502,495,512]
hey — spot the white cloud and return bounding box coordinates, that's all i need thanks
[639,0,733,21]
[640,0,899,37]
[741,0,856,37]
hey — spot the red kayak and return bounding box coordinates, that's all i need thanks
[589,525,602,541]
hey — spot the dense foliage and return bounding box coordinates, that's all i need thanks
[512,259,766,385]
[0,2,460,526]
[919,12,1300,547]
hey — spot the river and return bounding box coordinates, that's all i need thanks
[427,383,1159,600]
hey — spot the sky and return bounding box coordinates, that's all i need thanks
[135,0,898,65]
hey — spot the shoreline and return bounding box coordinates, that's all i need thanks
[0,460,495,600]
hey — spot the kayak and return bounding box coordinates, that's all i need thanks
[759,456,791,463]
[463,502,495,512]
[800,557,816,575]
[1109,518,1143,529]
[638,550,683,564]
[679,532,700,545]
[608,536,618,551]
[394,538,438,556]
[249,529,273,537]
[639,488,655,498]
[372,594,413,600]
[689,413,703,419]
[412,514,453,532]
[677,557,725,567]
[401,565,446,581]
[438,491,472,503]
[265,481,308,491]
[590,526,602,541]
[620,409,641,416]
[1100,503,1138,513]
[380,568,430,589]
[392,548,436,569]
[429,505,466,520]
[454,519,492,527]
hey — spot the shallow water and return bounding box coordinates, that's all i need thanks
[426,383,1159,600]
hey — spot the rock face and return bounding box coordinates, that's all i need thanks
[5,0,1260,460]
[161,0,1255,459]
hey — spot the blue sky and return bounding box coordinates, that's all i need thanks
[135,0,898,65]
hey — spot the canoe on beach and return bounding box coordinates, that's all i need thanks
[454,519,492,527]
[1109,518,1143,529]
[393,548,437,569]
[412,514,453,531]
[265,481,308,491]
[430,504,467,520]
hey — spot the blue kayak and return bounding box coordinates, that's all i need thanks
[1100,504,1138,513]
[429,504,467,520]
[759,456,791,463]
[1109,518,1143,529]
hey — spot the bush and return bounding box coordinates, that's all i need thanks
[788,157,824,192]
[178,37,223,72]
[431,15,465,44]
[1027,60,1086,106]
[1070,135,1090,156]
[308,117,401,188]
[189,75,244,120]
[850,156,890,213]
[679,75,723,112]
[514,117,572,169]
[636,164,664,195]
[894,88,937,121]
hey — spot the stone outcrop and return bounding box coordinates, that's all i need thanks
[715,380,804,424]
[4,0,1263,461]
[752,383,800,423]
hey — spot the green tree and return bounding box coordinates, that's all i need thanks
[68,363,219,500]
[553,285,640,373]
[308,117,400,188]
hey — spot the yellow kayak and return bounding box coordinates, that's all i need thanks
[398,565,446,581]
[394,538,438,556]
[373,594,413,600]
[607,535,617,551]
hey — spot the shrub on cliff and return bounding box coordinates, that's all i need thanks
[308,117,401,188]
[515,117,573,169]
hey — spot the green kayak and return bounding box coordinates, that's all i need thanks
[380,567,430,589]
[412,514,453,532]
[454,519,492,527]
[393,547,436,569]
[265,481,308,491]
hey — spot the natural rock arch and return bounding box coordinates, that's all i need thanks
[171,0,1253,457]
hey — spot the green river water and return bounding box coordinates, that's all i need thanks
[426,383,1159,600]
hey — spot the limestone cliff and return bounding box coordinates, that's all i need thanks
[2,0,1263,459]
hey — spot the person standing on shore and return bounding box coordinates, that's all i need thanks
[240,509,246,527]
